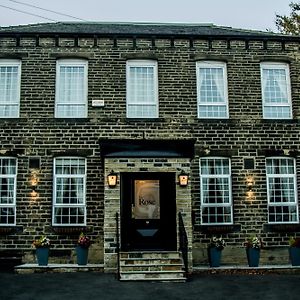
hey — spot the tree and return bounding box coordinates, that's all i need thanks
[276,2,300,35]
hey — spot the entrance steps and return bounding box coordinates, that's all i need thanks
[119,251,186,282]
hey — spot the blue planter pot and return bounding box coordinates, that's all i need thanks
[36,248,49,266]
[76,246,89,265]
[208,247,222,267]
[289,247,300,266]
[246,248,260,267]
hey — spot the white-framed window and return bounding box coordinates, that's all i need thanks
[126,60,158,118]
[0,59,21,118]
[196,61,229,119]
[200,157,233,225]
[53,157,87,226]
[266,157,298,224]
[55,59,88,118]
[0,157,17,226]
[261,62,292,119]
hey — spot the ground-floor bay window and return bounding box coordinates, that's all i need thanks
[0,157,17,225]
[266,157,298,224]
[53,157,87,226]
[200,157,233,225]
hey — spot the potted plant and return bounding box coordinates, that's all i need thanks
[208,236,226,267]
[289,237,300,266]
[32,236,51,266]
[76,232,91,265]
[244,236,262,267]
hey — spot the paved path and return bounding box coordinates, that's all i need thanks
[1,272,300,300]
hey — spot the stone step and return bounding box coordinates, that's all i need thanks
[120,258,182,266]
[120,270,186,282]
[120,251,181,260]
[119,251,186,281]
[120,264,183,272]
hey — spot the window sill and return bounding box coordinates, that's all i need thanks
[261,119,297,124]
[263,223,300,232]
[125,118,164,122]
[0,226,23,235]
[52,226,92,234]
[194,224,241,234]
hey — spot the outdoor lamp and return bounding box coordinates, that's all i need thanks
[107,170,117,188]
[178,171,189,187]
[246,176,254,192]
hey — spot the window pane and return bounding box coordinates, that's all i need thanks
[127,61,158,118]
[0,207,15,225]
[56,61,87,118]
[0,158,16,225]
[199,68,224,103]
[264,106,291,119]
[54,157,86,225]
[197,62,228,119]
[268,177,295,203]
[262,64,291,119]
[200,157,232,224]
[202,178,230,204]
[198,105,227,118]
[54,207,85,225]
[263,69,288,103]
[0,64,20,118]
[202,206,231,224]
[266,157,298,224]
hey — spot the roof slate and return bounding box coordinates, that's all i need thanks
[0,22,290,39]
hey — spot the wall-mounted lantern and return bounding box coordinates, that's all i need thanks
[246,175,255,202]
[107,170,118,188]
[178,171,189,187]
[28,157,40,198]
[246,176,254,192]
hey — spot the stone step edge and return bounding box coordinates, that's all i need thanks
[120,270,186,274]
[120,277,186,282]
[120,257,181,261]
[120,251,180,254]
[120,263,183,268]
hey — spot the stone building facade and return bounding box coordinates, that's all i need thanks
[0,22,300,271]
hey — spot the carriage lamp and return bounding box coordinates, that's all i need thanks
[107,170,118,188]
[30,171,39,197]
[178,171,189,187]
[246,176,254,192]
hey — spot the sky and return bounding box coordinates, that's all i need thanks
[0,0,293,32]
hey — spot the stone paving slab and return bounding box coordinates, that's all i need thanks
[14,263,104,274]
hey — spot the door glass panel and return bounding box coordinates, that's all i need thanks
[133,180,160,219]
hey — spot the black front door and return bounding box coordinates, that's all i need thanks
[121,172,177,251]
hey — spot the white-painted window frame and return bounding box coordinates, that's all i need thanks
[196,61,229,119]
[0,157,17,226]
[126,59,159,118]
[0,59,21,118]
[52,157,87,226]
[55,59,88,118]
[260,62,292,119]
[266,157,298,224]
[200,157,233,225]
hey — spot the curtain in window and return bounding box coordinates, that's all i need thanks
[262,69,288,104]
[199,68,224,103]
[0,66,19,117]
[0,158,16,204]
[56,63,86,118]
[127,61,158,118]
[55,158,85,204]
[267,157,298,223]
[201,158,229,204]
